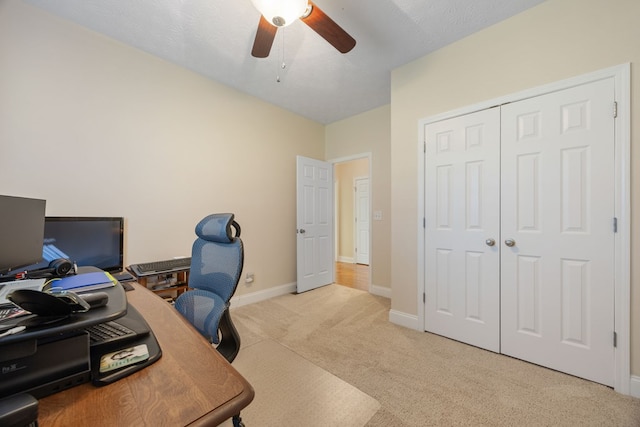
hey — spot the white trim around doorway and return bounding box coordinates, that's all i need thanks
[329,153,374,294]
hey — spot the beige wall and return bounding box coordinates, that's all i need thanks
[334,158,369,262]
[326,105,391,290]
[390,0,640,374]
[0,1,325,296]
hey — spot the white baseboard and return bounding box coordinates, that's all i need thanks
[370,284,391,299]
[389,309,421,331]
[230,282,296,308]
[337,256,355,263]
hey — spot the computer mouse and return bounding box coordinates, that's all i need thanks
[79,292,109,308]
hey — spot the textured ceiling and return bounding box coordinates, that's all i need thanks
[24,0,545,124]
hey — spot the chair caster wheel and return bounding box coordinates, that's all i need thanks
[232,414,245,427]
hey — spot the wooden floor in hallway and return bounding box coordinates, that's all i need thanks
[334,262,370,292]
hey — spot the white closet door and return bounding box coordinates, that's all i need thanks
[424,107,501,352]
[500,78,615,386]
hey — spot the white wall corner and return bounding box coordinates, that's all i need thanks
[389,309,421,330]
[230,282,297,308]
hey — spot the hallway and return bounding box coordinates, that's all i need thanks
[334,262,369,292]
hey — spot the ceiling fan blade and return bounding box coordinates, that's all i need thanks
[252,15,278,58]
[300,1,356,54]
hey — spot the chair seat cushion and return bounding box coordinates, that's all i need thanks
[174,289,227,344]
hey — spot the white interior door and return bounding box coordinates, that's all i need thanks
[355,177,369,265]
[296,156,334,293]
[424,107,501,352]
[500,78,615,386]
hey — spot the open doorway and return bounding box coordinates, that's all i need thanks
[335,261,370,291]
[332,155,371,292]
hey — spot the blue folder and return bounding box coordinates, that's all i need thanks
[46,272,115,293]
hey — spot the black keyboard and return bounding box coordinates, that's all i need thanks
[86,321,136,345]
[130,257,191,275]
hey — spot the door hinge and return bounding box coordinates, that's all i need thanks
[423,293,426,303]
[613,217,618,233]
[613,101,618,118]
[424,141,426,153]
[423,217,426,228]
[613,331,617,348]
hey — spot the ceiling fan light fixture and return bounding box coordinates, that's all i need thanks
[300,4,313,19]
[250,0,309,27]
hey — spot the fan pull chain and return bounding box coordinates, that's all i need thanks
[277,29,286,83]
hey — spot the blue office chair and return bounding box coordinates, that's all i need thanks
[174,213,243,364]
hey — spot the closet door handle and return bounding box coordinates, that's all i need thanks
[504,239,516,247]
[485,238,496,247]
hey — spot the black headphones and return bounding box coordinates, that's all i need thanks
[26,258,74,279]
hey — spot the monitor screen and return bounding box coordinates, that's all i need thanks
[0,195,46,275]
[35,217,124,273]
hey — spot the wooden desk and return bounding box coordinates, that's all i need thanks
[37,283,254,426]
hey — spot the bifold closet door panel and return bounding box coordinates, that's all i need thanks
[424,106,501,353]
[500,78,616,386]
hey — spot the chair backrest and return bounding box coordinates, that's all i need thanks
[189,213,243,303]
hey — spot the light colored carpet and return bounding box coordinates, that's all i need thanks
[226,284,640,426]
[228,339,380,426]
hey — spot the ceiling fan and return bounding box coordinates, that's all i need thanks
[250,0,356,58]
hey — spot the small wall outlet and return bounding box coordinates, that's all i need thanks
[373,211,383,220]
[245,273,255,284]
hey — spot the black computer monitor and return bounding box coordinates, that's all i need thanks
[0,195,46,276]
[31,217,125,273]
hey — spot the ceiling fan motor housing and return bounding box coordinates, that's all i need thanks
[251,0,309,27]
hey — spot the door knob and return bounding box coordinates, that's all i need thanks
[504,239,516,247]
[485,238,496,247]
[299,229,306,234]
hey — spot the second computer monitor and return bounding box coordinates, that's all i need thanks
[42,217,124,273]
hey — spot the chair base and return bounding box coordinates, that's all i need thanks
[232,413,245,427]
[219,311,243,425]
